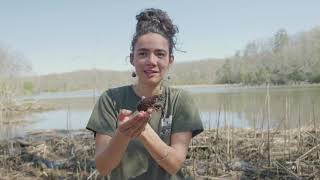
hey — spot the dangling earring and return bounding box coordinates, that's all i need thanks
[160,74,171,91]
[131,71,136,77]
[165,73,171,82]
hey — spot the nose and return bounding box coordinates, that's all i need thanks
[146,53,157,65]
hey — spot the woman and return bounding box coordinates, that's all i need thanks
[86,8,203,180]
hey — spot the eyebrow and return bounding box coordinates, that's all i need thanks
[136,48,167,52]
[136,48,149,52]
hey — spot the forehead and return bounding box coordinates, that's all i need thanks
[134,33,169,51]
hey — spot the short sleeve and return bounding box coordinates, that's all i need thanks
[86,90,118,136]
[171,90,204,137]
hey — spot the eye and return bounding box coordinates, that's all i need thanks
[138,51,147,57]
[156,52,166,58]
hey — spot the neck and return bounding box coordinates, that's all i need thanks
[134,81,163,98]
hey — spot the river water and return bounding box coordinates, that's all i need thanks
[1,85,319,139]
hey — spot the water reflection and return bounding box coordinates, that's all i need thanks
[1,85,319,140]
[0,111,33,139]
[193,86,320,130]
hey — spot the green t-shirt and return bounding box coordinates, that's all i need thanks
[86,85,203,180]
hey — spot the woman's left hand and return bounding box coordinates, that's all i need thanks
[118,109,153,138]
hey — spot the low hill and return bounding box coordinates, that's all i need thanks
[20,58,225,93]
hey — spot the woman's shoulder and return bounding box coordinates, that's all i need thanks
[101,85,133,99]
[166,86,195,108]
[167,86,192,98]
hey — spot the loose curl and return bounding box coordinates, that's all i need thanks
[131,8,179,56]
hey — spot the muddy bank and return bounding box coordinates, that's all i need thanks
[0,128,319,179]
[185,128,320,179]
[0,99,56,125]
[1,101,54,112]
[0,129,94,180]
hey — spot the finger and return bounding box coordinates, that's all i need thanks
[118,109,132,121]
[119,112,143,131]
[128,120,148,138]
[120,109,132,116]
[121,122,140,137]
[131,126,146,138]
[132,115,149,130]
[119,117,141,136]
[146,108,154,114]
[126,113,149,137]
[141,111,151,122]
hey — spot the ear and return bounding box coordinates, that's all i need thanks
[130,53,134,65]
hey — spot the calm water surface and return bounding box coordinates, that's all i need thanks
[1,85,319,139]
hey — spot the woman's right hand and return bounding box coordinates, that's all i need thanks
[117,109,152,138]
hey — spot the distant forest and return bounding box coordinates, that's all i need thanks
[1,26,320,95]
[17,59,224,93]
[216,27,320,85]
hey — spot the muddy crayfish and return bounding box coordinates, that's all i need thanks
[136,95,163,112]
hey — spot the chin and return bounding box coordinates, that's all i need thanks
[142,77,162,86]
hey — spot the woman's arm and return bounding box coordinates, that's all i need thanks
[95,109,151,176]
[139,124,192,175]
[95,131,130,176]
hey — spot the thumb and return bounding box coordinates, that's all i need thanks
[118,109,132,121]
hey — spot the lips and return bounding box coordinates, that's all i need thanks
[144,69,159,77]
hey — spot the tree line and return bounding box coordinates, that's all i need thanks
[2,26,320,95]
[18,58,224,94]
[216,27,320,85]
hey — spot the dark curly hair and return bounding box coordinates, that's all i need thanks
[131,8,179,56]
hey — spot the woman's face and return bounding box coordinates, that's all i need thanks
[131,33,173,86]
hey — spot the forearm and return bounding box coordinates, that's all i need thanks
[95,130,130,176]
[139,124,186,175]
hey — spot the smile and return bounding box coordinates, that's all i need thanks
[144,70,159,77]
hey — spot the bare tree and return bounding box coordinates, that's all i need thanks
[0,45,32,106]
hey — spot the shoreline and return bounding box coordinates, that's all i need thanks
[18,83,320,98]
[173,82,320,89]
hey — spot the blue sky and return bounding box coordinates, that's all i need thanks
[1,0,319,75]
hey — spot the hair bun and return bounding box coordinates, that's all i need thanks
[135,8,178,38]
[131,8,179,55]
